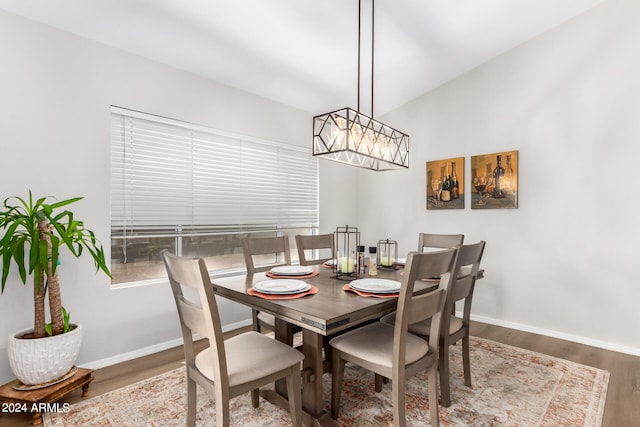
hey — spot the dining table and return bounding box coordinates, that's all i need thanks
[210,263,436,426]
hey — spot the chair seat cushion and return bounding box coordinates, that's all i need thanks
[380,312,463,337]
[329,322,429,369]
[195,331,303,387]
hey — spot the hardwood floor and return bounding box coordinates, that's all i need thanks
[2,322,638,426]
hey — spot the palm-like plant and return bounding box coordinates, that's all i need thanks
[0,191,110,338]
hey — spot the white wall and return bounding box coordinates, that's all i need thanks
[358,0,640,355]
[0,10,357,383]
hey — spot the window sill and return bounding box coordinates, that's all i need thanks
[110,267,248,290]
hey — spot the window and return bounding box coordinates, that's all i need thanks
[110,107,318,286]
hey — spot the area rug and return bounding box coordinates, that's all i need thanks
[43,336,608,426]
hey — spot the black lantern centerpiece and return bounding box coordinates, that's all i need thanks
[333,225,361,279]
[377,238,399,270]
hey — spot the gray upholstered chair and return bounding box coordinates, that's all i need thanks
[161,250,304,427]
[295,233,334,266]
[382,241,485,407]
[330,249,459,427]
[241,236,292,333]
[418,233,464,252]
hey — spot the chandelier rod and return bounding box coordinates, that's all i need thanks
[371,0,375,118]
[357,0,361,112]
[357,0,375,117]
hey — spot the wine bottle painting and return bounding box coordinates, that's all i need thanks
[426,156,465,210]
[471,150,518,209]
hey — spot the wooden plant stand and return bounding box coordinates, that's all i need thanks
[0,368,94,425]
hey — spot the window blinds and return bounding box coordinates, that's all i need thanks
[110,107,318,239]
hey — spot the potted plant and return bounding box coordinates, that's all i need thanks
[0,191,110,385]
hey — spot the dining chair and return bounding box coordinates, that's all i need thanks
[381,240,485,407]
[242,235,292,274]
[295,233,334,266]
[418,233,464,251]
[330,248,459,427]
[161,250,304,427]
[241,236,292,333]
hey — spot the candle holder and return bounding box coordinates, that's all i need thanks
[333,225,360,279]
[377,238,399,270]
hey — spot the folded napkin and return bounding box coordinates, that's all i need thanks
[247,285,318,300]
[342,284,398,298]
[265,270,319,279]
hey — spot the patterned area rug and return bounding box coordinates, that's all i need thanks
[43,337,608,426]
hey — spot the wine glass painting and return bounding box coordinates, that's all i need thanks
[426,157,464,210]
[471,150,518,209]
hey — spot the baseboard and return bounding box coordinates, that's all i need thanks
[80,319,253,370]
[470,313,640,357]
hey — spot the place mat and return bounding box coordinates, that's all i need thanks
[342,283,398,298]
[265,270,319,279]
[247,285,318,300]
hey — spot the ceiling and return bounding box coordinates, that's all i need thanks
[0,0,606,116]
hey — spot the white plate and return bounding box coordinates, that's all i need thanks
[270,265,314,276]
[396,257,407,266]
[349,278,401,294]
[254,279,310,294]
[255,284,312,295]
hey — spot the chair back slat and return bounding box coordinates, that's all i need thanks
[177,296,209,338]
[418,233,464,251]
[406,288,446,326]
[295,234,334,266]
[403,250,458,287]
[454,240,484,276]
[242,236,292,273]
[451,275,473,301]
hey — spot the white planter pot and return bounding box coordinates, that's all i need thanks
[7,323,82,385]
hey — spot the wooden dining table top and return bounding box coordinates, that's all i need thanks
[210,266,437,336]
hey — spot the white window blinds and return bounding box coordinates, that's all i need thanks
[110,107,318,239]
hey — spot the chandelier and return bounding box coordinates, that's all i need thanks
[313,0,409,171]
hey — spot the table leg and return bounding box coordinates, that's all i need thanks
[274,318,294,397]
[269,322,336,426]
[301,329,324,417]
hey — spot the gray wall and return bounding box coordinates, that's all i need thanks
[357,0,640,354]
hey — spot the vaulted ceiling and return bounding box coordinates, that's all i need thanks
[0,0,606,115]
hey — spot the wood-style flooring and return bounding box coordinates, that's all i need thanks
[2,321,638,426]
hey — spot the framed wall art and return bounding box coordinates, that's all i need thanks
[426,157,464,210]
[470,150,518,209]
